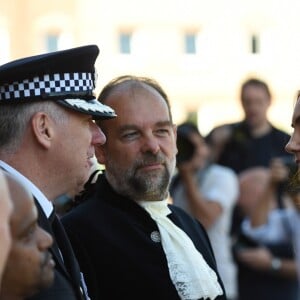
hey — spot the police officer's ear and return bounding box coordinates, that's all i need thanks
[31,112,53,149]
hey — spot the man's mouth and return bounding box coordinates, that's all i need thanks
[137,162,164,172]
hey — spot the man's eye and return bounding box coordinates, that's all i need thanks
[122,132,138,140]
[156,129,170,136]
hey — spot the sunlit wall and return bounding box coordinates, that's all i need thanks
[1,0,299,134]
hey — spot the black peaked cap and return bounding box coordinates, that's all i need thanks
[0,45,116,120]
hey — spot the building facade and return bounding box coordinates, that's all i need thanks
[1,0,299,134]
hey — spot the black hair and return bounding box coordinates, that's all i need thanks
[241,78,271,101]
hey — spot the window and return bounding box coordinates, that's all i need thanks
[0,28,9,64]
[185,33,197,54]
[45,34,59,52]
[251,34,259,54]
[119,32,132,54]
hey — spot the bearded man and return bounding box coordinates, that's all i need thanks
[62,75,227,300]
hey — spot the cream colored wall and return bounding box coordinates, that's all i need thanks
[0,0,298,134]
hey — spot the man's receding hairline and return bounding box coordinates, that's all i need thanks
[104,81,162,99]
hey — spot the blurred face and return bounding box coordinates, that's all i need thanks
[286,97,300,169]
[241,85,271,128]
[0,173,13,283]
[188,132,210,169]
[97,84,177,202]
[1,180,54,299]
[52,110,106,199]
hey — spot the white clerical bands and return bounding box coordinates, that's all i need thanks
[139,200,223,300]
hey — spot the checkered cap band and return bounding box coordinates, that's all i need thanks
[0,72,95,101]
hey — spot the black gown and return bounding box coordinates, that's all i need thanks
[62,174,227,300]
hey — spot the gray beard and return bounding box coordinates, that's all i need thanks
[105,153,176,202]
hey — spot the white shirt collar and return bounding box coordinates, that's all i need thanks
[0,160,53,218]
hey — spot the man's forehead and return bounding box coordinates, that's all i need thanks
[118,119,172,130]
[102,85,171,129]
[109,82,164,102]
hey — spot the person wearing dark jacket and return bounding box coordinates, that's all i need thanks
[63,75,226,300]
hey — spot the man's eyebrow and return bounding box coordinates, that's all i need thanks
[118,124,138,132]
[155,120,173,127]
[118,121,173,132]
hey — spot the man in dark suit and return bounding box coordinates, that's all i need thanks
[62,75,227,300]
[0,45,116,299]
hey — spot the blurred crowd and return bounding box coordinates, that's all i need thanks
[170,78,300,300]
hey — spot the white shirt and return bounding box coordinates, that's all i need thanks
[0,160,53,217]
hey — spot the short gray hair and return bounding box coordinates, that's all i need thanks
[0,101,68,154]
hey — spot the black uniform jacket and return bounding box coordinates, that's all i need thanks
[62,174,227,300]
[28,201,86,300]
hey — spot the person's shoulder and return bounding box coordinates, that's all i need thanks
[206,122,240,145]
[207,122,234,136]
[168,204,215,254]
[268,125,291,150]
[169,203,194,220]
[61,200,91,226]
[62,179,105,223]
[210,121,238,131]
[270,124,290,138]
[169,203,190,215]
[168,204,205,230]
[204,165,239,202]
[71,172,107,207]
[207,164,238,179]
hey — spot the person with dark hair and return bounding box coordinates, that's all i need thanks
[207,78,290,174]
[0,173,54,300]
[170,122,239,300]
[0,45,116,300]
[62,75,226,300]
